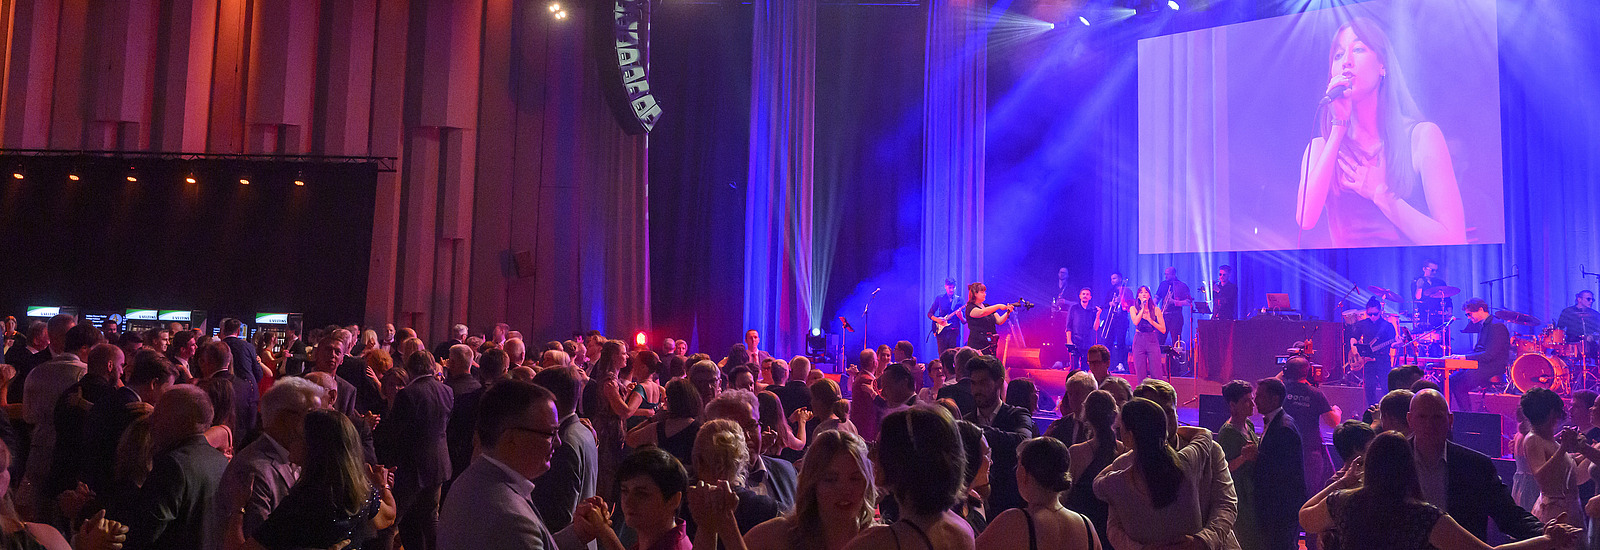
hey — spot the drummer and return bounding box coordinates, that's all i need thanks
[1411,260,1453,355]
[1555,290,1600,357]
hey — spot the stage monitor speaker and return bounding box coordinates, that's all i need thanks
[1197,394,1230,433]
[1038,342,1070,370]
[1452,410,1503,458]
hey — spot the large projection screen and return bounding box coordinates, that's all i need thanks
[1137,0,1503,253]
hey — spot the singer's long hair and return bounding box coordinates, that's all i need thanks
[1316,17,1426,199]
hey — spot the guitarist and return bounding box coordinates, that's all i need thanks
[1350,297,1396,406]
[1063,288,1100,373]
[927,278,965,353]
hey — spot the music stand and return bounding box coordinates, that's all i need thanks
[1193,302,1213,315]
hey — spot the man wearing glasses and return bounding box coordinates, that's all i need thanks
[440,380,609,550]
[1557,290,1600,357]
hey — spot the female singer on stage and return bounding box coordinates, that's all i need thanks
[1129,285,1167,380]
[965,282,1013,357]
[1295,17,1466,248]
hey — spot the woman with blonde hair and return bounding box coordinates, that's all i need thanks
[742,429,877,550]
[686,419,779,547]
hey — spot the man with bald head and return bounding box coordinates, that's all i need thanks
[1408,389,1542,543]
[111,385,229,550]
[503,337,529,369]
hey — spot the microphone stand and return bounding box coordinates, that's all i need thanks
[1479,269,1518,312]
[1581,266,1600,390]
[862,289,880,359]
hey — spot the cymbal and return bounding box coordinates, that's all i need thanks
[1495,309,1542,326]
[1367,285,1402,302]
[1423,285,1461,299]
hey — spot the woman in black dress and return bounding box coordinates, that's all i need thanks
[253,409,395,550]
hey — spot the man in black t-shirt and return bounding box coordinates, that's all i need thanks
[1351,297,1397,407]
[1213,265,1239,321]
[1281,357,1340,503]
[1063,288,1100,373]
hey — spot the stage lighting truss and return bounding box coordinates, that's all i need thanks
[0,149,398,173]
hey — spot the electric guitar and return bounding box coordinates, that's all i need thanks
[1344,334,1394,374]
[930,310,960,336]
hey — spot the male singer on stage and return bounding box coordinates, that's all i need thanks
[1063,288,1100,373]
[927,278,965,353]
[1102,272,1134,372]
[1351,297,1396,406]
[1450,298,1511,410]
[1412,260,1452,355]
[1156,267,1193,348]
[1556,290,1600,357]
[1213,264,1239,320]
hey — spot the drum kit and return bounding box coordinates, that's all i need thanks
[1504,312,1599,396]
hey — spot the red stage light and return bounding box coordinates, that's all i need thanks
[634,331,648,346]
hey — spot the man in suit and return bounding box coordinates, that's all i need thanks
[433,324,468,361]
[47,343,122,504]
[1409,389,1543,542]
[375,347,454,550]
[197,341,260,446]
[219,318,262,438]
[963,355,1036,514]
[1451,298,1513,410]
[82,350,175,495]
[704,390,798,513]
[303,334,377,466]
[438,380,601,550]
[111,385,230,550]
[530,365,599,537]
[936,347,979,417]
[209,377,325,549]
[1253,377,1305,550]
[332,328,382,415]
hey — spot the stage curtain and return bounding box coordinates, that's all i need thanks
[1137,30,1228,255]
[920,0,986,325]
[744,0,817,360]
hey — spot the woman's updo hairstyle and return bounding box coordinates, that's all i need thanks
[1017,436,1073,493]
[878,405,967,517]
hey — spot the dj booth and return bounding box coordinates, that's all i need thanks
[1194,318,1346,384]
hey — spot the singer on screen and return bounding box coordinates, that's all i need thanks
[1295,17,1466,248]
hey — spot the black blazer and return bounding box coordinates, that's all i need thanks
[375,374,454,489]
[965,402,1037,513]
[1253,409,1305,550]
[110,434,230,550]
[1444,440,1542,542]
[938,378,976,418]
[337,355,383,415]
[1466,320,1512,376]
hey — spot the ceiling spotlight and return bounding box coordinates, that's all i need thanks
[185,174,198,184]
[553,10,568,19]
[293,171,305,186]
[11,172,22,180]
[67,173,80,181]
[126,175,138,182]
[548,2,561,12]
[1168,0,1181,10]
[1079,16,1091,25]
[239,178,250,185]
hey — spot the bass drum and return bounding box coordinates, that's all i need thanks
[1510,353,1570,394]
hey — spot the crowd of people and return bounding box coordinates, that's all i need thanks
[0,315,1594,549]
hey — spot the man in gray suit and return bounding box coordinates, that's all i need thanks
[530,366,599,536]
[438,380,601,550]
[110,385,230,550]
[209,377,326,549]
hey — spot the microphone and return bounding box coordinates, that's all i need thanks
[1320,83,1349,104]
[871,288,881,296]
[839,316,855,332]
